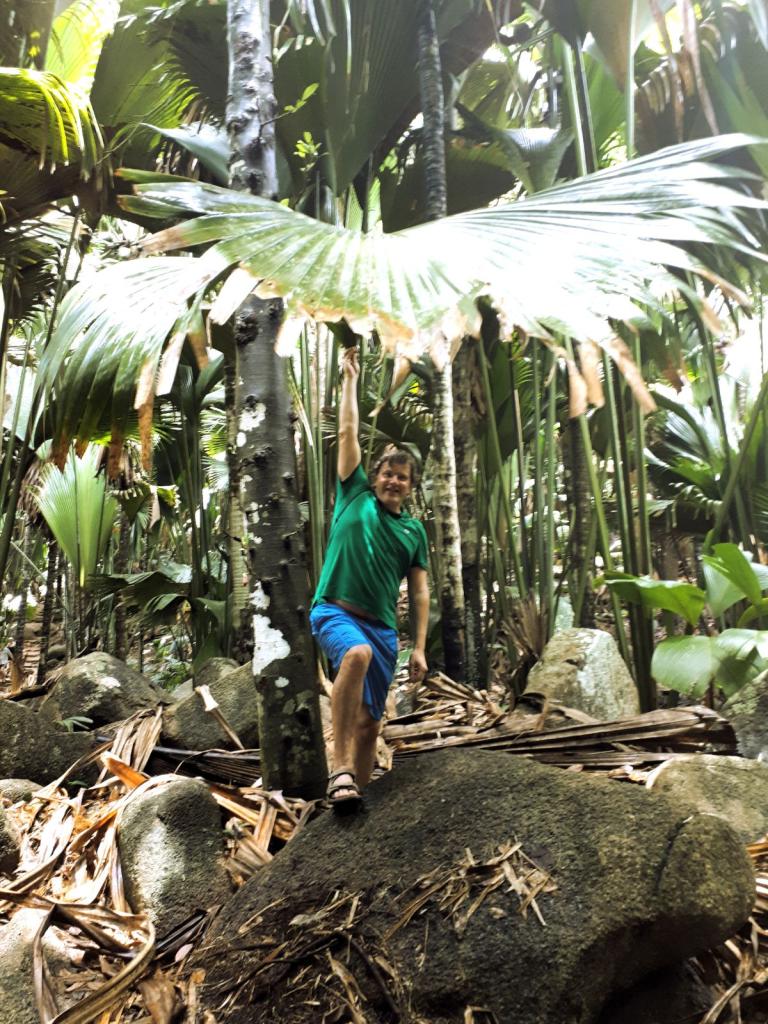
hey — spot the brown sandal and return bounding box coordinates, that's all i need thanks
[327,766,363,814]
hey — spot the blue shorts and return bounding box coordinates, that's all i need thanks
[309,603,398,721]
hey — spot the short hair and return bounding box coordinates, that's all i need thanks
[370,447,421,487]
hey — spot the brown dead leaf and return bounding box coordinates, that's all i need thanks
[601,336,656,414]
[155,331,186,397]
[578,340,604,408]
[566,358,587,419]
[187,310,210,370]
[138,967,179,1024]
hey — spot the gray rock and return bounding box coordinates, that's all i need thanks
[0,911,79,1024]
[40,652,167,727]
[117,777,231,938]
[722,669,768,760]
[0,780,40,804]
[162,662,258,751]
[647,754,768,843]
[0,702,95,785]
[168,678,194,702]
[0,806,20,875]
[194,657,239,688]
[526,628,641,719]
[201,750,753,1024]
[0,909,64,1024]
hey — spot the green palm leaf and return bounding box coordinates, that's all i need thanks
[45,0,121,99]
[41,135,766,451]
[34,446,118,587]
[127,132,766,340]
[0,67,102,173]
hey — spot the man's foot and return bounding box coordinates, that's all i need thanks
[327,766,363,814]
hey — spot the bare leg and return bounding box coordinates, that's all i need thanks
[353,706,381,789]
[330,644,371,798]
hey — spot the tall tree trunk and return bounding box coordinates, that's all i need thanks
[563,417,596,626]
[13,517,32,668]
[37,538,57,684]
[226,0,326,797]
[417,0,466,681]
[112,510,131,661]
[452,339,483,684]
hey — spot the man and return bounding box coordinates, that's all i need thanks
[310,346,430,811]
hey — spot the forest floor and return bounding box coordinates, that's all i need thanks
[1,649,768,1021]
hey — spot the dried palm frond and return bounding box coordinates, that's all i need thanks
[384,675,735,770]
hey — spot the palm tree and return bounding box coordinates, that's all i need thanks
[417,0,467,681]
[224,0,327,798]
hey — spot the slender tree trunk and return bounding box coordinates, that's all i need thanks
[226,0,326,797]
[563,417,596,626]
[37,538,57,684]
[452,339,483,684]
[13,517,32,667]
[417,0,466,680]
[112,510,131,661]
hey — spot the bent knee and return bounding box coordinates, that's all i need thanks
[341,644,372,672]
[356,707,381,737]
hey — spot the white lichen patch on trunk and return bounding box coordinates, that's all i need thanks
[239,403,266,433]
[252,614,290,675]
[250,581,270,610]
[275,676,289,688]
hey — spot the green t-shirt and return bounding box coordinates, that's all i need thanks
[312,464,429,630]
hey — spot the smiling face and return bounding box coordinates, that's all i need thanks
[373,458,413,514]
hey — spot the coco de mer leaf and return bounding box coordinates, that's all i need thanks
[43,134,767,452]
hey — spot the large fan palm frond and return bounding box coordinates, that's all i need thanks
[38,134,767,459]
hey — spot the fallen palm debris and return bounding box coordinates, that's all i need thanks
[0,709,314,1023]
[383,674,737,770]
[0,680,765,1022]
[199,890,408,1023]
[696,839,768,1024]
[385,841,558,940]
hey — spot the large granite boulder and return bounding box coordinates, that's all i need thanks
[722,670,768,760]
[526,628,640,719]
[39,652,167,727]
[199,750,753,1024]
[0,702,95,785]
[647,754,768,843]
[161,662,259,751]
[117,777,231,938]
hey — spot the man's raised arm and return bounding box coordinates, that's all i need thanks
[338,346,362,481]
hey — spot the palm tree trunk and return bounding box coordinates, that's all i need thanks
[226,0,326,798]
[417,0,466,681]
[452,339,482,684]
[13,517,32,667]
[37,538,57,684]
[113,510,131,661]
[563,416,596,626]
